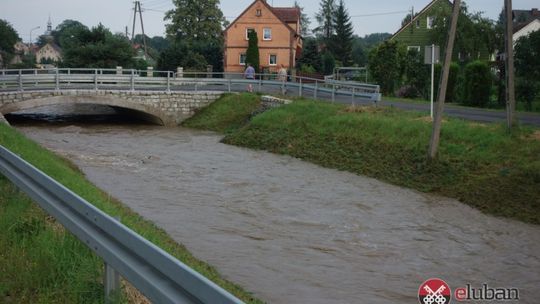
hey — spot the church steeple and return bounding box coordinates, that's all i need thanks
[46,15,52,35]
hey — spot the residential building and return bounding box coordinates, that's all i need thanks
[36,42,62,64]
[390,0,452,54]
[513,8,540,42]
[223,0,302,74]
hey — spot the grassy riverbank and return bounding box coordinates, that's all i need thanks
[184,94,540,224]
[0,123,263,303]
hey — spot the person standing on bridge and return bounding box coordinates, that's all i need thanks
[277,64,288,95]
[244,63,255,92]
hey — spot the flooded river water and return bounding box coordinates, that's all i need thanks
[9,106,540,304]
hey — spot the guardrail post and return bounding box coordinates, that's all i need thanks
[228,79,231,92]
[299,78,303,97]
[104,262,120,303]
[332,83,336,103]
[55,68,60,90]
[18,69,23,92]
[131,69,135,92]
[258,77,262,92]
[34,69,38,87]
[314,81,318,99]
[94,69,98,90]
[2,70,6,89]
[351,88,355,105]
[167,71,171,92]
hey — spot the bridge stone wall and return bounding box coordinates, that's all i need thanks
[0,90,224,126]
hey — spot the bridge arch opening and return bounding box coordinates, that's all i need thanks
[1,96,165,125]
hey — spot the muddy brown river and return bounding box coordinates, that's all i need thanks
[9,106,540,304]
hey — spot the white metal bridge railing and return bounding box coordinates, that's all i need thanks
[0,68,381,103]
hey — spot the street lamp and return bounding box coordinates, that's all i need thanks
[29,26,40,46]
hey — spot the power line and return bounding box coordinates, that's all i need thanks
[350,10,409,18]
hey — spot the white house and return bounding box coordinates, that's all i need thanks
[513,18,540,42]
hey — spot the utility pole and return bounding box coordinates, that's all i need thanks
[505,0,516,129]
[428,0,461,159]
[131,1,148,59]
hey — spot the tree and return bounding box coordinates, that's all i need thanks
[430,4,496,61]
[314,0,336,42]
[0,19,20,67]
[294,1,311,37]
[61,24,135,68]
[246,30,260,73]
[331,0,354,66]
[462,60,492,107]
[321,51,335,75]
[297,37,322,72]
[164,0,225,72]
[515,30,540,110]
[368,40,405,94]
[402,49,429,98]
[164,0,224,44]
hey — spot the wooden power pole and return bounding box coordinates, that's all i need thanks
[505,0,516,129]
[428,0,461,159]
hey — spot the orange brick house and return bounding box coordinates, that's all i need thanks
[223,0,303,74]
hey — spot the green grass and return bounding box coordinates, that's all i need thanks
[0,123,264,303]
[184,95,540,225]
[183,93,261,133]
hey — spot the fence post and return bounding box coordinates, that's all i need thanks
[18,70,23,92]
[299,77,303,97]
[332,83,336,103]
[94,69,98,90]
[314,80,318,99]
[55,68,59,90]
[131,69,135,91]
[167,71,171,92]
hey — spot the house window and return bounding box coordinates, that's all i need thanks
[240,53,246,65]
[407,46,421,53]
[416,19,420,28]
[427,16,435,29]
[263,28,272,40]
[269,54,277,66]
[246,28,255,40]
[256,9,262,17]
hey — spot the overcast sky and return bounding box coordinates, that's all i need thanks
[1,0,538,43]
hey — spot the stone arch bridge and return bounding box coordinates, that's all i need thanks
[0,90,223,126]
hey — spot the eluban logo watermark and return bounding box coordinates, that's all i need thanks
[418,278,452,304]
[454,284,519,302]
[418,279,520,303]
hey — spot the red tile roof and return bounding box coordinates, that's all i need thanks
[271,7,300,24]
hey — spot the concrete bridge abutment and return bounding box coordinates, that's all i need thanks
[0,90,224,126]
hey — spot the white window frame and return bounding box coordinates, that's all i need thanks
[263,28,272,40]
[256,9,262,17]
[239,53,246,65]
[269,54,277,66]
[427,16,435,29]
[246,28,255,40]
[407,46,421,53]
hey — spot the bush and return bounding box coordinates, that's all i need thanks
[434,62,460,103]
[462,60,492,107]
[516,78,539,111]
[396,85,420,98]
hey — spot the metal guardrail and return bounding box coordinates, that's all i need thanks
[0,145,244,304]
[0,68,381,103]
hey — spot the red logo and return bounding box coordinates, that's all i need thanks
[418,278,452,304]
